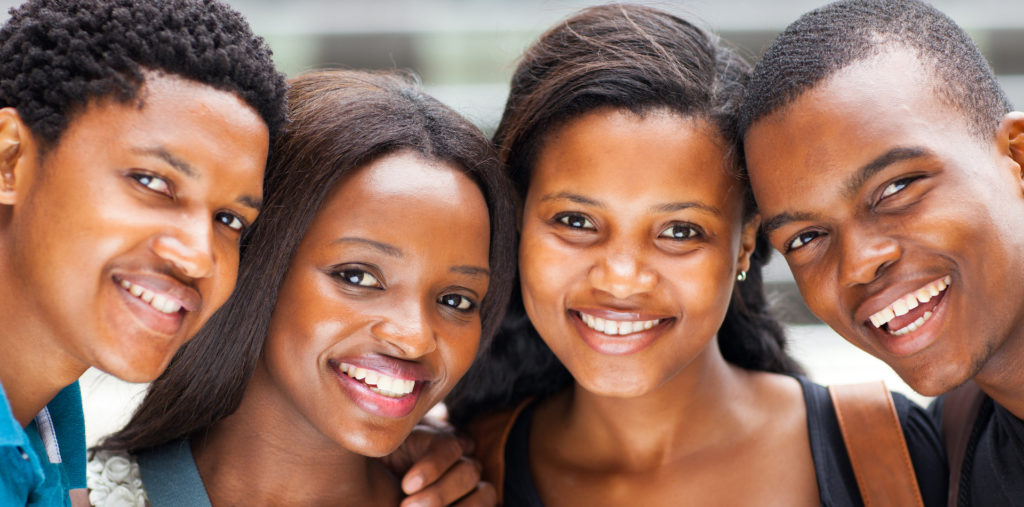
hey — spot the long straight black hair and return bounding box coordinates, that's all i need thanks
[98,70,517,453]
[447,4,801,426]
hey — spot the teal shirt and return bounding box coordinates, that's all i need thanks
[0,381,86,506]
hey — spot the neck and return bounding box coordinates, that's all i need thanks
[193,366,401,506]
[973,328,1024,420]
[0,262,86,426]
[537,344,757,470]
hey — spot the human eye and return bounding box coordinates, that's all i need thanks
[786,230,823,252]
[129,172,172,197]
[658,223,702,240]
[555,212,595,230]
[879,175,924,201]
[215,211,248,233]
[438,293,477,312]
[334,267,384,289]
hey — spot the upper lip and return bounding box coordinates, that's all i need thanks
[113,272,201,312]
[853,273,948,326]
[571,307,672,322]
[329,354,435,382]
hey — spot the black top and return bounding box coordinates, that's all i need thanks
[503,376,947,506]
[944,395,1024,506]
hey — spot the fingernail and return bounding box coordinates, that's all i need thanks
[406,475,424,492]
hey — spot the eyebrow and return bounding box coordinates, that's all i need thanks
[762,147,932,236]
[134,146,197,178]
[652,201,722,216]
[451,265,490,278]
[762,211,819,236]
[539,191,603,207]
[133,146,262,211]
[540,192,721,215]
[332,237,403,257]
[841,146,931,198]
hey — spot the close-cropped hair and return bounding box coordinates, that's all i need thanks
[0,0,288,151]
[97,70,517,454]
[738,0,1011,139]
[447,3,800,426]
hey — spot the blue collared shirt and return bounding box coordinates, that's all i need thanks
[0,380,85,506]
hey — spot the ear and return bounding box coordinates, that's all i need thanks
[998,112,1024,183]
[0,108,28,205]
[736,214,761,275]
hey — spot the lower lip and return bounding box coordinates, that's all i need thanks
[116,281,185,336]
[571,312,669,356]
[332,366,423,419]
[870,287,949,358]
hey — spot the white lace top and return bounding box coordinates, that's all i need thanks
[86,450,149,507]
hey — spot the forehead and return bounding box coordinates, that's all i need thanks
[744,49,978,215]
[532,108,741,208]
[312,151,490,245]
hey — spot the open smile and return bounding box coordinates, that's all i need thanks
[859,275,951,358]
[866,276,949,336]
[328,358,430,419]
[113,275,198,336]
[571,310,672,355]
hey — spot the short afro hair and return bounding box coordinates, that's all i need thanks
[739,0,1011,140]
[0,0,288,150]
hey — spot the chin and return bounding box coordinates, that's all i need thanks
[97,347,176,383]
[577,373,656,398]
[340,427,410,458]
[893,361,973,397]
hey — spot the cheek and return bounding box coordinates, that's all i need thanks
[438,325,482,387]
[518,228,578,310]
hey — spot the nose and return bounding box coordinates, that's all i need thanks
[151,215,215,280]
[588,246,658,299]
[836,225,901,287]
[370,299,438,359]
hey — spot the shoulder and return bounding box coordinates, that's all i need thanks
[462,398,535,500]
[87,449,148,507]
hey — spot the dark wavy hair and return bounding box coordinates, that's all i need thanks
[97,70,517,453]
[0,0,288,151]
[447,3,801,426]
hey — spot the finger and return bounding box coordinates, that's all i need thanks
[453,482,498,507]
[401,434,466,494]
[402,457,482,506]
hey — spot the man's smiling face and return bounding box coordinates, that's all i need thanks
[744,49,1024,396]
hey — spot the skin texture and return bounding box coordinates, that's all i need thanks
[0,73,268,425]
[195,151,492,506]
[745,49,1024,413]
[519,108,818,506]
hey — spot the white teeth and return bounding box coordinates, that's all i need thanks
[891,311,932,336]
[867,276,950,332]
[579,313,661,337]
[340,363,415,397]
[119,279,183,314]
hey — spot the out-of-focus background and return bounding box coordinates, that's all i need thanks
[3,0,1022,446]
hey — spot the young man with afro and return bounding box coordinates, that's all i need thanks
[740,0,1024,504]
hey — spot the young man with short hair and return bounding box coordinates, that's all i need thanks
[0,0,288,503]
[740,1,1024,504]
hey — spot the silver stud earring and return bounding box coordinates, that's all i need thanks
[736,271,747,282]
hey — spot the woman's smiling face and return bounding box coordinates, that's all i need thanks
[518,107,756,397]
[254,151,491,456]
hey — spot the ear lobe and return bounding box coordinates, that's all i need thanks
[736,215,761,275]
[0,108,27,205]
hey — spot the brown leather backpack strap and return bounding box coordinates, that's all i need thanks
[940,380,985,507]
[461,399,533,503]
[829,381,924,507]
